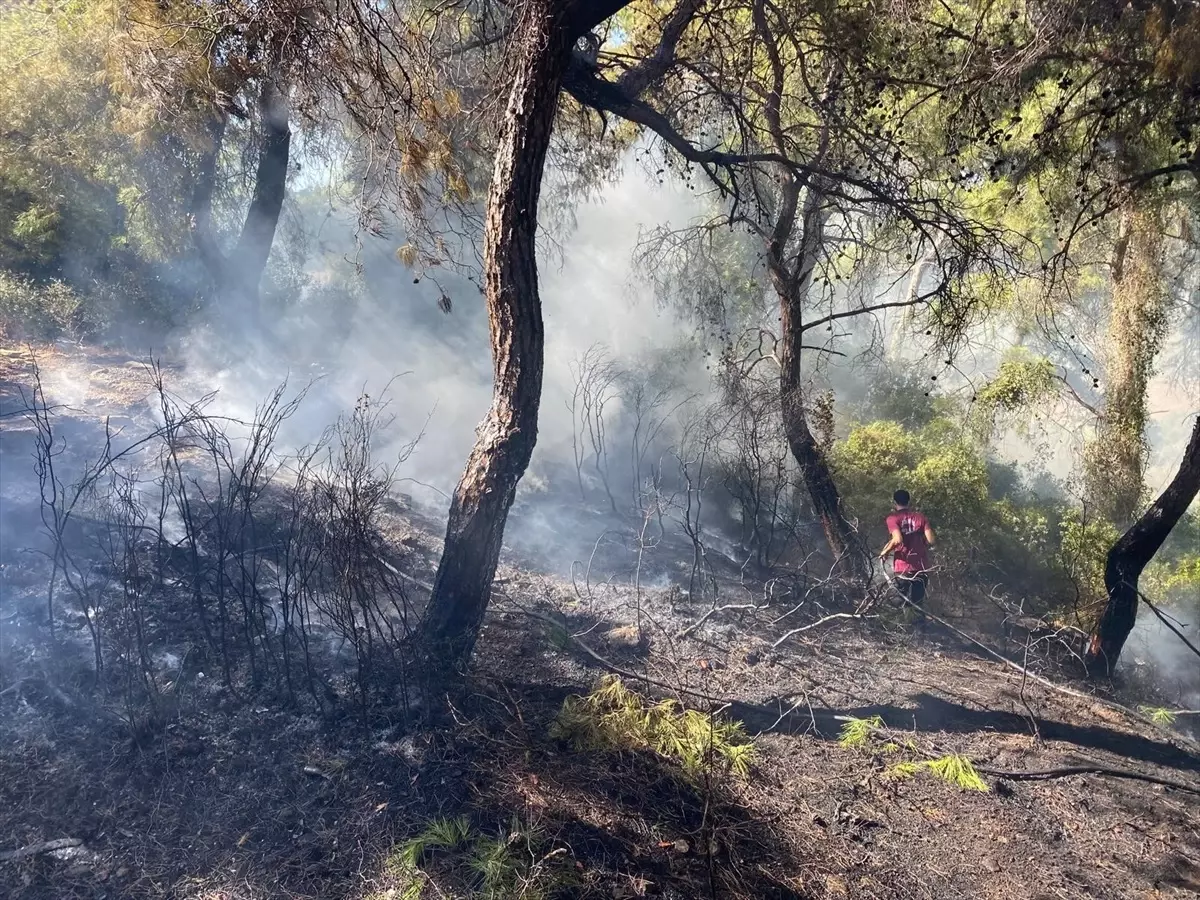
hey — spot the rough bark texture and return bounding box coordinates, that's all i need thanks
[1084,205,1167,528]
[774,184,868,579]
[1085,415,1200,675]
[421,0,575,673]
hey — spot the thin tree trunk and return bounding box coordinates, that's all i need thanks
[747,4,866,580]
[421,0,574,674]
[230,76,291,298]
[775,183,868,580]
[1085,415,1200,675]
[189,76,290,304]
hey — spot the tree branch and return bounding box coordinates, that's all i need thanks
[567,0,635,38]
[800,289,942,335]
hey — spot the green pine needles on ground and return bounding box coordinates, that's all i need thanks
[381,814,574,900]
[839,716,990,792]
[550,675,758,779]
[1138,705,1182,727]
[837,716,885,749]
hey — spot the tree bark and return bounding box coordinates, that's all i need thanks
[230,76,291,298]
[421,0,576,674]
[774,182,869,579]
[1084,204,1167,528]
[1085,415,1200,675]
[189,76,290,303]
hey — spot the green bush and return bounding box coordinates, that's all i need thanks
[831,414,1112,619]
[0,272,88,338]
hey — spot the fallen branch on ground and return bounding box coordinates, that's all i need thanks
[0,838,83,862]
[833,715,1200,797]
[771,613,873,649]
[974,763,1200,795]
[508,604,726,704]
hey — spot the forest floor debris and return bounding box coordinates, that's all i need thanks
[2,344,1199,899]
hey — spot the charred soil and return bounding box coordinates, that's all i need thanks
[1,345,1198,900]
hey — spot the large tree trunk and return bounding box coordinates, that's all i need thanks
[1085,415,1200,675]
[421,0,575,674]
[1084,205,1167,528]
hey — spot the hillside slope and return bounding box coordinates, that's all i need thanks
[1,344,1198,900]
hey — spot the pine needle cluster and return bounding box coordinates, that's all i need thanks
[839,716,990,792]
[384,815,572,900]
[550,675,758,779]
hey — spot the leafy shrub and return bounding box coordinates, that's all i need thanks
[831,412,1116,620]
[0,273,87,338]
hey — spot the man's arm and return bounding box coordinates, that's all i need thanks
[924,524,936,548]
[879,526,904,559]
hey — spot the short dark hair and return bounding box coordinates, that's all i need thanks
[893,489,911,506]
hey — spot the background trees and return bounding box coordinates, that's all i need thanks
[0,0,1196,679]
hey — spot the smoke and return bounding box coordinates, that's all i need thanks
[4,132,1197,706]
[1126,604,1200,719]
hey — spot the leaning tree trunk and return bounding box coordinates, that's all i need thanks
[773,182,869,580]
[1085,415,1200,675]
[189,75,291,306]
[421,0,575,674]
[229,76,291,300]
[1083,204,1167,529]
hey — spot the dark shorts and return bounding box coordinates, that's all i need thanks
[895,571,928,606]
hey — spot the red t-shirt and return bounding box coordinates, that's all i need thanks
[885,510,930,574]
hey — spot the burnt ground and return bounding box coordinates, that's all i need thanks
[1,343,1199,900]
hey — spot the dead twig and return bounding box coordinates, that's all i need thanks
[678,602,764,639]
[771,613,871,649]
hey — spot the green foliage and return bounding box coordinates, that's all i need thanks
[837,716,883,749]
[970,350,1058,439]
[386,815,573,900]
[923,754,990,792]
[843,368,945,431]
[1059,511,1121,606]
[884,760,923,780]
[841,716,989,792]
[550,675,758,779]
[832,416,991,538]
[0,0,194,277]
[1139,706,1178,728]
[0,274,86,339]
[832,391,1132,622]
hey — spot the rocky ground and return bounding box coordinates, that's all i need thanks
[1,343,1198,900]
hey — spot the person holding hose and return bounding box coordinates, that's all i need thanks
[878,489,936,611]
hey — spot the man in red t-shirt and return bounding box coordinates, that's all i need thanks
[878,489,936,608]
